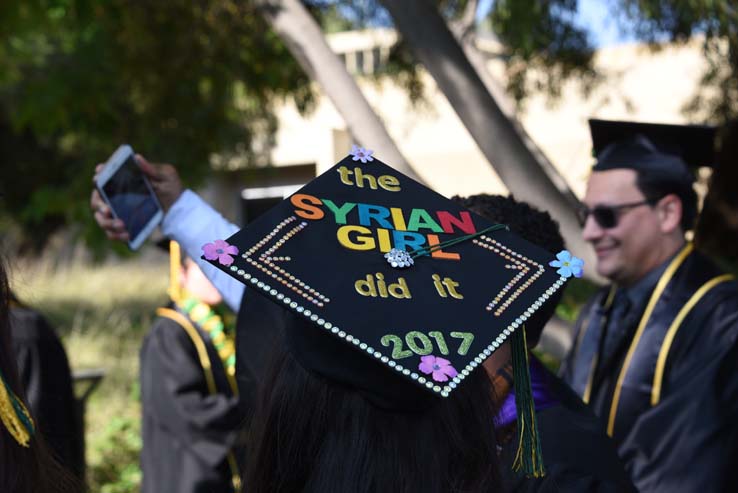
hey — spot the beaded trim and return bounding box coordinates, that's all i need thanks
[230,253,567,398]
[473,236,545,316]
[240,216,330,307]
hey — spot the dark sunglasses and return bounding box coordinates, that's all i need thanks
[577,199,657,229]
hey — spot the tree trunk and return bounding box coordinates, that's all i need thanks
[448,16,582,214]
[380,0,596,277]
[253,0,422,182]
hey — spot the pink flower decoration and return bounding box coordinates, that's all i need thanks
[202,239,239,266]
[418,355,458,382]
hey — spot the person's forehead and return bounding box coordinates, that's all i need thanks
[585,169,643,204]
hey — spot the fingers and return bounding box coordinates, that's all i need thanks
[90,188,104,210]
[92,163,105,181]
[134,157,182,212]
[136,154,160,181]
[94,211,129,241]
[90,188,129,241]
[92,205,129,240]
[157,163,180,185]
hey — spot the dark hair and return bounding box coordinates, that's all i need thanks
[244,344,502,493]
[0,257,83,493]
[451,194,565,346]
[635,172,698,232]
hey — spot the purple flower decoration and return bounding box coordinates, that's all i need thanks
[350,144,374,163]
[202,239,239,267]
[419,355,458,382]
[549,250,584,278]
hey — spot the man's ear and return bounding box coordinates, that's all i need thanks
[178,264,188,287]
[657,194,683,234]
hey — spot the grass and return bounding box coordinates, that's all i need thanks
[8,255,599,491]
[11,257,169,493]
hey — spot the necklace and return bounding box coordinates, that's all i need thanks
[178,297,237,383]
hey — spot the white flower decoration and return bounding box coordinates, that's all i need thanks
[350,144,374,163]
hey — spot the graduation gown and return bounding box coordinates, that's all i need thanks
[140,306,242,493]
[9,302,84,478]
[234,287,286,403]
[499,358,635,492]
[560,245,738,492]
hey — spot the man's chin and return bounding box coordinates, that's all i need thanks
[595,258,620,282]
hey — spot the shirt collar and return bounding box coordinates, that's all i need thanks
[621,249,679,307]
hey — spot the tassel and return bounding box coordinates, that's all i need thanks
[510,325,546,478]
[0,371,35,447]
[168,240,182,303]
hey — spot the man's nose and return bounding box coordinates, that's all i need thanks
[582,214,604,242]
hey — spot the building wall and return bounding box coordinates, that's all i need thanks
[264,32,707,200]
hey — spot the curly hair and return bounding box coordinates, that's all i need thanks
[451,194,565,346]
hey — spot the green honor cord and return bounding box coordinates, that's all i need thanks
[410,223,508,259]
[511,326,546,478]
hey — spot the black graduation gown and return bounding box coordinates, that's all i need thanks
[140,306,242,493]
[234,287,286,403]
[9,302,84,478]
[500,360,635,493]
[560,248,738,492]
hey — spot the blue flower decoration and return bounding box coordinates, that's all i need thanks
[549,250,584,278]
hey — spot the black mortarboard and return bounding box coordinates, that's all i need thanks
[202,148,584,475]
[589,119,717,182]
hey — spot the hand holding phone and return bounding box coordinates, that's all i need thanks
[95,145,163,250]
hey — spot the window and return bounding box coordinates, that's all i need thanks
[355,50,365,74]
[372,47,382,73]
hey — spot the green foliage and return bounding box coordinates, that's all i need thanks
[11,257,167,492]
[3,0,735,252]
[0,0,313,252]
[556,277,599,323]
[87,413,142,493]
[616,0,738,122]
[487,0,737,120]
[489,0,598,104]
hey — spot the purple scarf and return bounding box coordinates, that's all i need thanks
[496,357,559,428]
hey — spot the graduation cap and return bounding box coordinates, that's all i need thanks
[589,119,717,182]
[203,147,584,477]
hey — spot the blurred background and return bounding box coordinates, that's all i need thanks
[1,1,736,491]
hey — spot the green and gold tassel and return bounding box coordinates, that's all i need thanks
[0,370,35,447]
[510,325,546,478]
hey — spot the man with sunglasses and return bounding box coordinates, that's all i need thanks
[560,120,738,493]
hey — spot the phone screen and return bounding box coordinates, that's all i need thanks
[102,155,160,241]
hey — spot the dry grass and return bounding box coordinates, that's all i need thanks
[10,257,169,490]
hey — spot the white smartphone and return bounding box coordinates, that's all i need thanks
[95,145,163,250]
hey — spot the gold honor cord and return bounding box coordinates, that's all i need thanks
[0,371,35,447]
[2,298,36,446]
[582,285,617,404]
[650,273,735,406]
[606,242,694,437]
[155,308,242,491]
[582,354,598,404]
[168,240,182,303]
